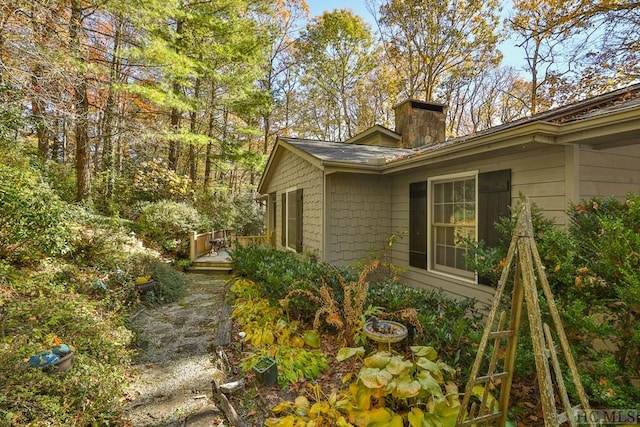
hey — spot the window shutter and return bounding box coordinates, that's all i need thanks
[281,193,286,247]
[409,181,427,269]
[478,169,511,285]
[296,189,303,252]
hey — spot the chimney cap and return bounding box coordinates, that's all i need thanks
[392,99,447,112]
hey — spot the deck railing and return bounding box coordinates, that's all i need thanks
[189,231,269,261]
[190,231,213,261]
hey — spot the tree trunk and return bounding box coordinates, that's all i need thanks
[188,77,201,183]
[70,0,91,203]
[102,16,124,200]
[31,65,49,162]
[168,19,183,171]
[204,83,217,189]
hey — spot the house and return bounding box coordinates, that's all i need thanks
[257,84,640,303]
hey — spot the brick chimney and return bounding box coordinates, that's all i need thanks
[394,100,447,148]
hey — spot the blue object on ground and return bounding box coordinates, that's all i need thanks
[52,344,70,356]
[28,351,59,367]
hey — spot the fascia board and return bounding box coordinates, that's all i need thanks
[555,108,640,145]
[258,139,325,194]
[381,122,560,174]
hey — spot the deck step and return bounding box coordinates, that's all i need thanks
[192,261,232,268]
[188,265,233,273]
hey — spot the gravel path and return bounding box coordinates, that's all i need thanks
[124,273,233,427]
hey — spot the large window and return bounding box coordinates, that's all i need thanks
[281,188,303,252]
[431,175,476,278]
[409,170,511,283]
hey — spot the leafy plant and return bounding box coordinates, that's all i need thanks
[282,260,380,346]
[131,158,194,203]
[368,281,483,379]
[242,345,329,387]
[268,347,461,426]
[137,199,208,255]
[465,195,640,409]
[231,278,329,387]
[0,159,73,264]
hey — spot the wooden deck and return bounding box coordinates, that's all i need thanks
[189,248,233,273]
[188,230,266,274]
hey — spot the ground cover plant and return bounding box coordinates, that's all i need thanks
[0,142,187,425]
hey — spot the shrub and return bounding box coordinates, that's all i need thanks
[232,193,264,236]
[0,155,73,264]
[282,260,381,346]
[0,263,133,425]
[231,245,337,307]
[368,281,483,379]
[231,278,328,387]
[565,195,640,407]
[465,196,640,409]
[131,158,193,202]
[137,200,208,255]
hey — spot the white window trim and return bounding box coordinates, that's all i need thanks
[427,171,479,283]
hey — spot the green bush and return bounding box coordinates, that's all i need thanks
[131,158,194,203]
[466,196,640,409]
[0,151,73,265]
[232,193,264,236]
[231,245,354,321]
[368,281,483,379]
[564,195,640,407]
[137,200,208,256]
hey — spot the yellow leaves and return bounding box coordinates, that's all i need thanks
[248,326,275,348]
[358,367,394,389]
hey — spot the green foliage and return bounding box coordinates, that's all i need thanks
[368,281,483,379]
[464,198,575,294]
[42,161,77,204]
[0,263,133,425]
[282,260,381,347]
[231,278,328,387]
[232,193,264,236]
[0,148,73,264]
[132,158,194,203]
[137,199,208,255]
[465,196,640,409]
[564,195,640,407]
[242,346,329,388]
[0,85,23,141]
[231,245,338,310]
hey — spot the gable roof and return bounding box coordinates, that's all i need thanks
[259,83,640,192]
[284,138,413,164]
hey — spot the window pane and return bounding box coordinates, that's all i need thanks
[443,182,453,203]
[443,203,453,224]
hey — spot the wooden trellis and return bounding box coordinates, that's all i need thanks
[456,200,595,427]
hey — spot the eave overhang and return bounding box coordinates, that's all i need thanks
[258,102,640,193]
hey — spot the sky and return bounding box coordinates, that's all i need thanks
[304,0,525,69]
